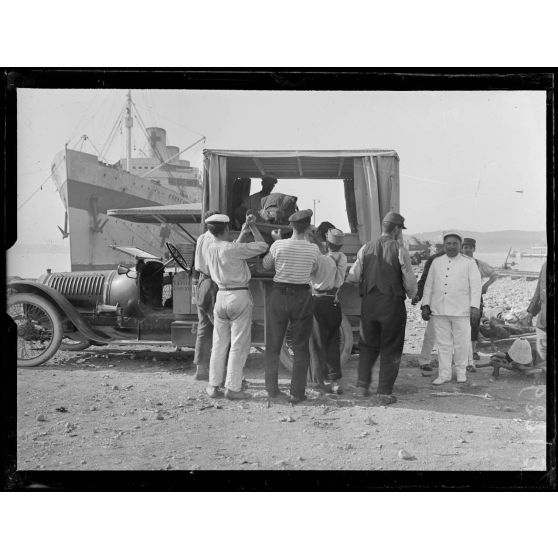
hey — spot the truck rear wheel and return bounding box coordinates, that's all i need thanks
[279,313,353,372]
[8,293,63,367]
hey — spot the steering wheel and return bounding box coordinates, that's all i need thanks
[166,242,191,272]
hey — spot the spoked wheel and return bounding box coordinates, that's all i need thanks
[279,313,353,372]
[8,293,63,367]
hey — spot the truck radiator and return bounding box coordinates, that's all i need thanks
[43,273,107,307]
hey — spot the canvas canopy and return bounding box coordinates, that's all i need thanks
[107,203,202,224]
[202,149,400,243]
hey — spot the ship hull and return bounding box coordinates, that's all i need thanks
[52,149,202,270]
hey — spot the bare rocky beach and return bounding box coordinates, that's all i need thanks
[14,274,546,473]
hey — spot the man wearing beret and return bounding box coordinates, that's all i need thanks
[421,232,482,385]
[309,228,348,394]
[461,237,498,370]
[247,174,278,212]
[262,208,321,404]
[347,212,417,404]
[204,213,269,400]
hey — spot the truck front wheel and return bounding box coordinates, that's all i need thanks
[8,293,64,367]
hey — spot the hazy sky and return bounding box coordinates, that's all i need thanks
[15,88,547,248]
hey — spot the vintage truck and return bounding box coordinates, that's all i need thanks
[8,148,401,367]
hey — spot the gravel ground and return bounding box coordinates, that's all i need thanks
[17,348,546,472]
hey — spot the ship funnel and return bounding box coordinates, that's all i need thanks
[146,127,167,159]
[166,145,180,163]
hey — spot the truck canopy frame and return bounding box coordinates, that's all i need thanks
[202,149,400,244]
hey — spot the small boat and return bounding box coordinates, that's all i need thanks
[519,245,547,258]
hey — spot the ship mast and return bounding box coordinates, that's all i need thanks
[125,90,133,171]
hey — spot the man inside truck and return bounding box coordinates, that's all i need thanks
[247,174,278,212]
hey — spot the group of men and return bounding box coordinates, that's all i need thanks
[192,202,347,404]
[190,175,543,405]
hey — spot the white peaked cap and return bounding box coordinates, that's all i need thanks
[205,214,230,224]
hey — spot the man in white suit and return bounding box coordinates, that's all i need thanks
[421,232,482,385]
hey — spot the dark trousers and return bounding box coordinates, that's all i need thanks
[471,295,484,341]
[193,275,217,372]
[310,296,342,382]
[265,285,314,398]
[357,289,406,395]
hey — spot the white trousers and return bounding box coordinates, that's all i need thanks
[431,315,471,381]
[209,290,253,392]
[419,319,436,365]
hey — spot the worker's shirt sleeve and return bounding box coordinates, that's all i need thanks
[262,242,276,269]
[421,258,435,307]
[398,245,418,299]
[527,269,543,316]
[310,245,321,274]
[231,241,269,260]
[333,252,348,288]
[469,259,482,308]
[416,257,433,299]
[347,245,365,284]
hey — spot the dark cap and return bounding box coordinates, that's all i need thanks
[462,237,476,247]
[382,211,407,229]
[289,209,313,222]
[261,174,278,186]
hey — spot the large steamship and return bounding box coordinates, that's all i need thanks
[50,91,203,271]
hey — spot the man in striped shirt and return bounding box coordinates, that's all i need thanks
[262,209,321,404]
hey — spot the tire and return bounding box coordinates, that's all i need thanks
[8,293,64,367]
[60,336,92,351]
[279,313,353,372]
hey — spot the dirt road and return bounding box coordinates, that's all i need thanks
[17,345,546,471]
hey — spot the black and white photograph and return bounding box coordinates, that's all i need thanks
[4,71,553,485]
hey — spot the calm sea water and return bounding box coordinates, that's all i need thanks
[7,249,71,279]
[475,252,545,273]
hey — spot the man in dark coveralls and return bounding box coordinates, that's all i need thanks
[347,212,418,404]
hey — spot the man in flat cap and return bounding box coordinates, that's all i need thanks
[247,174,278,213]
[461,237,498,370]
[191,210,219,380]
[204,213,269,400]
[421,232,482,385]
[347,211,417,404]
[308,227,348,394]
[263,208,321,404]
